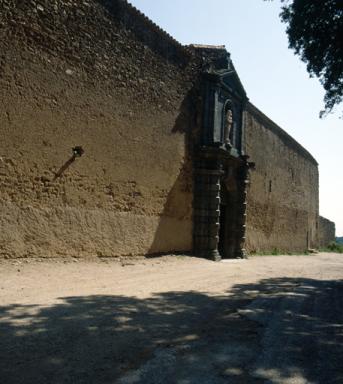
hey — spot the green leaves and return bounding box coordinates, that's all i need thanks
[280,0,343,117]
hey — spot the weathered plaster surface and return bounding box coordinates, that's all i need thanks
[0,0,326,259]
[0,0,196,258]
[244,104,319,253]
[318,216,335,248]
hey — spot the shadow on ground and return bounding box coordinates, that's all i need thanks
[1,277,343,383]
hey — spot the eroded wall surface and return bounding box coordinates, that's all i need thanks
[244,104,319,253]
[0,1,323,259]
[318,216,335,248]
[0,0,198,258]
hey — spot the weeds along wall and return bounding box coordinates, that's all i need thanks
[0,0,200,258]
[244,103,319,253]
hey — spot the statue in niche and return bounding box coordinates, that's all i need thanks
[224,108,233,148]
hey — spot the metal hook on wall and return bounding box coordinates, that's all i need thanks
[53,146,85,180]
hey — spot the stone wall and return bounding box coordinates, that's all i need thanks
[0,0,324,259]
[318,216,336,248]
[244,103,319,253]
[0,0,200,258]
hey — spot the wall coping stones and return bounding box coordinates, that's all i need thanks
[124,0,183,49]
[116,0,191,63]
[247,102,318,166]
[319,215,336,228]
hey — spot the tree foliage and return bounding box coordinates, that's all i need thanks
[279,0,343,117]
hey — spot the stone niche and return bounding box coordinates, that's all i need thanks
[201,70,246,155]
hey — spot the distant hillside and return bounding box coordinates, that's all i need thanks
[336,237,343,244]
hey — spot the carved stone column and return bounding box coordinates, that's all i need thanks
[234,159,250,258]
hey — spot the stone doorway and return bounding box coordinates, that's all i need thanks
[218,165,243,259]
[193,153,249,261]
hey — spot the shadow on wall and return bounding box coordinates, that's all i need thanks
[147,85,200,255]
[146,171,193,255]
[1,277,343,383]
[89,0,201,257]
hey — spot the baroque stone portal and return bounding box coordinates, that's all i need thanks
[193,50,250,260]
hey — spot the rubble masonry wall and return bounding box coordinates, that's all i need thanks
[0,0,197,258]
[244,104,319,253]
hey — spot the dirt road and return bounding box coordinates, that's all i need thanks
[1,253,342,383]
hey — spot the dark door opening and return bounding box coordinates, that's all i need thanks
[219,177,240,259]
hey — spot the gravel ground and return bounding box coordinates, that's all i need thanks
[0,253,342,383]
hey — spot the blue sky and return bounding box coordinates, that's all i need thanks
[129,0,343,236]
